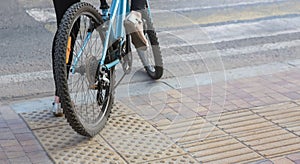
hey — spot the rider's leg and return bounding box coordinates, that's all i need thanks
[52,0,79,117]
[131,0,147,11]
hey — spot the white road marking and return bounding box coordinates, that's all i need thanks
[17,6,300,86]
[117,60,297,98]
[26,8,56,23]
[159,17,300,49]
[152,0,287,13]
[1,39,299,85]
[161,39,300,64]
[25,0,287,24]
[0,71,53,85]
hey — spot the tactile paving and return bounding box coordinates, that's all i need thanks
[157,117,227,144]
[49,143,126,164]
[143,154,198,164]
[249,102,300,158]
[216,108,300,158]
[20,110,68,130]
[100,114,158,140]
[252,102,300,136]
[105,133,187,163]
[33,125,98,151]
[182,135,263,163]
[110,101,135,117]
[214,110,275,135]
[33,125,126,163]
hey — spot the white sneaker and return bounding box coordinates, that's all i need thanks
[124,11,148,50]
[52,96,63,117]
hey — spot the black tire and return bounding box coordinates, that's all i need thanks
[139,10,163,80]
[53,2,114,137]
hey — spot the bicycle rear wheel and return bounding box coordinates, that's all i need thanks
[53,2,114,137]
[137,10,163,79]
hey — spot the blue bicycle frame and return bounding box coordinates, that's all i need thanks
[100,0,130,70]
[71,0,151,74]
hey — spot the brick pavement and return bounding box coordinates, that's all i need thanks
[0,69,299,163]
[0,106,52,164]
[120,69,300,163]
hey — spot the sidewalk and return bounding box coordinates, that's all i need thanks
[0,68,300,163]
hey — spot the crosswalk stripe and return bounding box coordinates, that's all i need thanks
[1,37,299,85]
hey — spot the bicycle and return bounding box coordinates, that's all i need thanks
[53,0,163,137]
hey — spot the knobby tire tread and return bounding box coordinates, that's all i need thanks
[53,2,114,137]
[142,11,163,79]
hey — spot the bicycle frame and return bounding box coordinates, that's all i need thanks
[71,0,152,74]
[100,0,152,71]
[100,0,129,70]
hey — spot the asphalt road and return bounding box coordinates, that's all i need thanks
[0,0,300,102]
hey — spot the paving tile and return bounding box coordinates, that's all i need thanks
[11,127,31,134]
[22,144,44,153]
[0,140,19,147]
[33,125,97,151]
[271,157,294,164]
[19,139,39,146]
[249,100,268,107]
[26,151,52,164]
[0,132,15,140]
[267,92,291,102]
[100,114,158,140]
[2,145,23,152]
[7,122,28,130]
[252,102,300,136]
[288,152,300,161]
[110,101,135,117]
[19,110,68,130]
[4,151,26,159]
[106,133,186,163]
[8,156,31,164]
[249,159,273,164]
[0,159,10,164]
[0,128,10,134]
[32,123,124,163]
[256,136,300,158]
[15,132,36,142]
[187,140,262,163]
[143,154,199,164]
[0,123,7,128]
[0,106,19,120]
[283,92,300,100]
[0,151,7,160]
[259,96,278,105]
[213,108,300,158]
[49,144,126,164]
[157,117,226,144]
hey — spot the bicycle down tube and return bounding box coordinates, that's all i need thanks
[100,0,130,70]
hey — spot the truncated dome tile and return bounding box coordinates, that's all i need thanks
[143,154,199,164]
[110,101,135,117]
[49,144,126,164]
[107,133,186,163]
[20,110,68,129]
[100,114,158,140]
[33,125,98,151]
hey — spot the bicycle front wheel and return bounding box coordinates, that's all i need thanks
[53,2,114,137]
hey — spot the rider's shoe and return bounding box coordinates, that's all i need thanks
[124,11,148,51]
[52,96,64,117]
